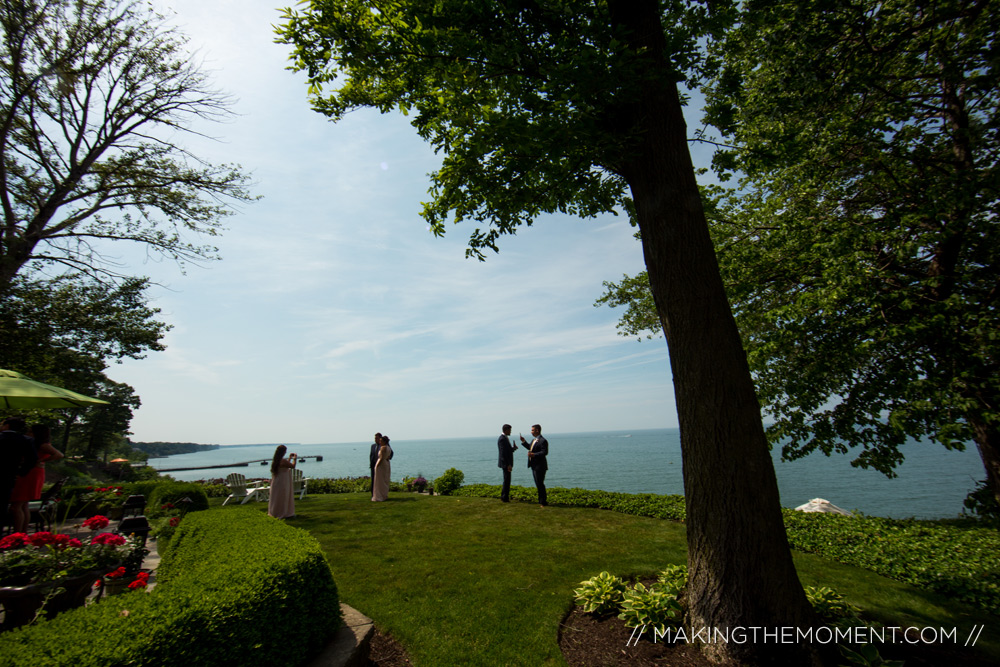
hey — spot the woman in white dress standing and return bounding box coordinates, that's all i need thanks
[268,444,297,518]
[372,435,392,501]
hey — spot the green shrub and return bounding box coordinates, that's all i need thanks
[302,477,371,494]
[574,571,628,615]
[197,482,228,498]
[433,468,465,496]
[0,508,341,667]
[146,481,209,517]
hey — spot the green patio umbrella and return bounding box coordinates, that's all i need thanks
[0,369,110,409]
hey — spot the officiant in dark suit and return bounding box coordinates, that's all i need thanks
[497,424,517,502]
[519,424,548,507]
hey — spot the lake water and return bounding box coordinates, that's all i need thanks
[148,428,986,520]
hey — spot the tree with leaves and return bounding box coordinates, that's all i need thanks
[278,2,827,664]
[0,0,257,292]
[599,0,1000,508]
[0,274,168,371]
[0,273,167,456]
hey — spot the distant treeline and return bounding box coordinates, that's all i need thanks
[131,442,221,458]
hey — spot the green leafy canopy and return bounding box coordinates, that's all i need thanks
[277,0,729,259]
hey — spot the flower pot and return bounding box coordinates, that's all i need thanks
[102,569,148,596]
[102,575,131,596]
[0,568,107,630]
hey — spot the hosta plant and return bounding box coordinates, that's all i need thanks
[656,564,688,593]
[574,571,627,615]
[618,582,683,636]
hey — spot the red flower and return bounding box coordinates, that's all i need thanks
[82,515,110,531]
[106,566,128,579]
[0,533,29,550]
[27,532,56,546]
[90,533,127,546]
[49,533,81,550]
[169,517,181,527]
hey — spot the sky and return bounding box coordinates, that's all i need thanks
[104,0,720,446]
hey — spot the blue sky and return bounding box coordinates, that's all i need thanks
[108,1,713,445]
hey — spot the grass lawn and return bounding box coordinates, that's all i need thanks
[215,493,999,666]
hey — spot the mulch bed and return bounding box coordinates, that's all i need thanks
[368,609,995,667]
[559,607,714,667]
[368,628,413,667]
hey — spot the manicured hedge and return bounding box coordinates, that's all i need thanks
[453,483,1000,616]
[0,508,341,667]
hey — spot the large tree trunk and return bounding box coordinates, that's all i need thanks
[611,2,826,664]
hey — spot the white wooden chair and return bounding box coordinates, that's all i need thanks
[222,473,270,505]
[292,468,308,500]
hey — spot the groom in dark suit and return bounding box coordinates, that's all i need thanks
[369,432,382,493]
[497,424,517,502]
[519,424,548,507]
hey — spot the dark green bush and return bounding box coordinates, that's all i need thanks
[0,508,341,667]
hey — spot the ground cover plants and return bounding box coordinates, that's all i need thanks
[216,491,999,665]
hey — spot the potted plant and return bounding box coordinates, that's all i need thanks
[99,535,150,596]
[70,485,125,519]
[0,518,131,629]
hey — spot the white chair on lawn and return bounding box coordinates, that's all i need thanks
[292,468,309,500]
[222,473,270,505]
